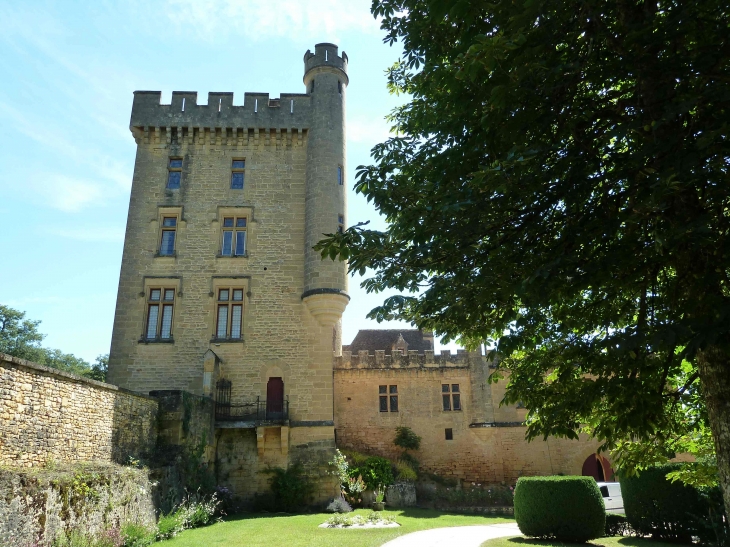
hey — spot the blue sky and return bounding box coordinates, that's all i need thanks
[0,1,461,361]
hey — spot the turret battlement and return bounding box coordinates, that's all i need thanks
[303,43,348,84]
[334,349,483,370]
[129,90,314,144]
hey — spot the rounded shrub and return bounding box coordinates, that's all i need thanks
[514,475,605,542]
[620,463,724,543]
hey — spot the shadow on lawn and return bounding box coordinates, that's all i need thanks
[502,538,657,547]
[397,508,515,520]
[220,507,515,523]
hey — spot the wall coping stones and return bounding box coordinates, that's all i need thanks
[0,352,155,402]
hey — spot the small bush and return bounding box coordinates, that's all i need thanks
[156,512,184,540]
[621,463,727,544]
[399,453,420,476]
[514,476,605,542]
[121,523,156,547]
[394,427,421,451]
[326,495,353,513]
[342,450,369,466]
[395,461,417,482]
[605,514,634,537]
[156,492,221,540]
[350,456,394,490]
[264,463,314,512]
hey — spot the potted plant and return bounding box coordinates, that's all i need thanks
[373,484,386,511]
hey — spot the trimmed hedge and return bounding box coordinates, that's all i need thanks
[620,464,726,544]
[514,476,605,542]
[605,513,634,537]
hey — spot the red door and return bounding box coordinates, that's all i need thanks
[266,377,284,418]
[582,454,614,481]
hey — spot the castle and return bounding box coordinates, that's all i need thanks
[103,43,611,501]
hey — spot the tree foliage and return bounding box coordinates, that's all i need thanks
[0,304,108,381]
[315,0,730,501]
[0,304,46,362]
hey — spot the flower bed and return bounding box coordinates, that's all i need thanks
[320,511,400,529]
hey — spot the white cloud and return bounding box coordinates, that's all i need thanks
[3,295,69,307]
[349,115,395,145]
[56,226,125,243]
[162,0,380,42]
[29,175,106,213]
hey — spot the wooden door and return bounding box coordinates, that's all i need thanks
[581,453,605,481]
[266,377,284,418]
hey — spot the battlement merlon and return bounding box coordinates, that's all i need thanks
[129,91,313,134]
[333,349,489,370]
[303,43,349,86]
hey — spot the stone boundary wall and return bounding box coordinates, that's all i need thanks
[0,353,158,467]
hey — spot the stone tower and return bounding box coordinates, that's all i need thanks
[107,44,349,501]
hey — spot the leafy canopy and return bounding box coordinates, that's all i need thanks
[316,0,730,477]
[0,304,108,381]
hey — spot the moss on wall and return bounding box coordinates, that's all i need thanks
[0,462,157,547]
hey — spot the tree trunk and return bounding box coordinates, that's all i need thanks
[696,346,730,518]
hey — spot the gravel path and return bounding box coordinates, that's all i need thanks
[381,522,521,547]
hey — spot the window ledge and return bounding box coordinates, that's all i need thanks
[138,337,174,344]
[154,253,177,259]
[210,338,245,344]
[216,254,248,259]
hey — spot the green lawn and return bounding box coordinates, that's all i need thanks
[163,508,514,547]
[480,537,681,547]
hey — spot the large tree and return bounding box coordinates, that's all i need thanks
[317,0,730,511]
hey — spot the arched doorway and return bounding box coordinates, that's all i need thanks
[582,453,614,481]
[266,377,284,419]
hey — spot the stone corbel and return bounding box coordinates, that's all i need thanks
[256,427,265,458]
[280,426,289,456]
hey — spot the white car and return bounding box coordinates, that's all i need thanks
[597,482,624,513]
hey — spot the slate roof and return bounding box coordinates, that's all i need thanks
[343,329,434,355]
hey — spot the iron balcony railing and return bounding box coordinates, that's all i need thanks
[215,396,289,422]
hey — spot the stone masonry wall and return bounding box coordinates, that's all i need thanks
[334,354,606,485]
[0,353,158,467]
[214,425,338,504]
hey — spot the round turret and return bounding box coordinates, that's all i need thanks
[302,43,349,333]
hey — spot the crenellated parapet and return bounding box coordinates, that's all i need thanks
[334,349,484,370]
[129,91,312,146]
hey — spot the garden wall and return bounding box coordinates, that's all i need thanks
[334,360,606,485]
[0,462,157,547]
[0,353,158,467]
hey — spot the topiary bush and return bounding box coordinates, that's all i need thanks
[620,463,727,544]
[514,476,605,542]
